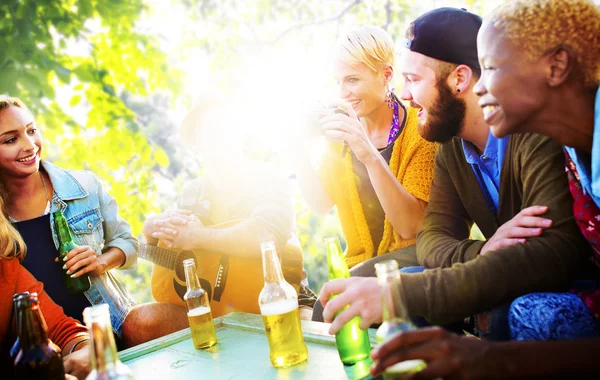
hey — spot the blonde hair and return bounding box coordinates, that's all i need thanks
[0,94,28,112]
[335,26,395,72]
[0,95,31,259]
[0,196,26,260]
[489,0,600,86]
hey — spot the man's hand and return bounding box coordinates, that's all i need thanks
[480,205,552,255]
[320,101,380,166]
[320,277,382,334]
[63,345,90,380]
[370,327,506,380]
[151,220,204,251]
[142,210,196,246]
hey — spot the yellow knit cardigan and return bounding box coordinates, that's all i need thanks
[319,107,438,268]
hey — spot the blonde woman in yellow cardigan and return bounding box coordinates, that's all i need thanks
[291,27,438,318]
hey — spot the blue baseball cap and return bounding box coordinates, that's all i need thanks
[404,7,482,70]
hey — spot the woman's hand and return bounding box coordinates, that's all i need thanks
[63,345,90,380]
[55,246,101,278]
[371,327,506,380]
[320,101,380,165]
[481,205,551,255]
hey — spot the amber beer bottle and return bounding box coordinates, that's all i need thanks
[84,304,134,379]
[374,260,426,379]
[183,258,217,349]
[258,241,308,368]
[325,236,371,365]
[10,291,30,362]
[13,293,65,379]
[53,211,90,294]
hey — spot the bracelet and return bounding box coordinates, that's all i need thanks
[69,338,90,355]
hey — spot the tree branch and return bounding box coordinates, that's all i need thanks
[384,0,391,31]
[269,0,362,45]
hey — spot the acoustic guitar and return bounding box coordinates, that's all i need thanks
[138,242,303,317]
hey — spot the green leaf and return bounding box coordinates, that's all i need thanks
[153,148,169,167]
[69,94,82,107]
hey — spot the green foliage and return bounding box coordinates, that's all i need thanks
[1,0,181,235]
[0,0,185,303]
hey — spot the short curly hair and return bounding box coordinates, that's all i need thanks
[489,0,600,87]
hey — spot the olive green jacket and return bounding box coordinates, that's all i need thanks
[404,134,590,324]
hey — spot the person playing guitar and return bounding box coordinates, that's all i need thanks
[141,93,315,319]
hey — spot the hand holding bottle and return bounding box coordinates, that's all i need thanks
[320,276,382,334]
[54,245,99,277]
[63,344,90,379]
[371,327,494,380]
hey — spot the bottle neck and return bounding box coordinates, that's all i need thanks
[89,315,120,372]
[262,247,284,284]
[325,238,350,279]
[54,213,75,247]
[184,262,201,291]
[12,293,30,340]
[379,270,409,323]
[18,302,49,348]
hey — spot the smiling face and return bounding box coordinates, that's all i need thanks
[333,59,389,118]
[398,48,466,142]
[0,105,43,179]
[474,22,549,138]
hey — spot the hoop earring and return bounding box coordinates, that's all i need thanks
[386,87,395,108]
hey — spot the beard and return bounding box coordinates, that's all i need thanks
[417,77,467,143]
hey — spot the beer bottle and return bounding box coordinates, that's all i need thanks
[325,236,371,365]
[84,304,134,380]
[374,260,426,379]
[53,210,90,294]
[183,258,217,349]
[10,292,30,362]
[258,241,308,368]
[13,293,65,380]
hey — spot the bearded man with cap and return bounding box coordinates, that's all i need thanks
[318,7,590,340]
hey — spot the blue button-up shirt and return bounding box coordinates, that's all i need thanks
[565,88,600,207]
[462,132,510,216]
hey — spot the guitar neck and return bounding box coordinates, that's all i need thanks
[138,243,177,270]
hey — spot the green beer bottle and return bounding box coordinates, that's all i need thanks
[374,260,426,379]
[53,211,90,294]
[325,236,371,365]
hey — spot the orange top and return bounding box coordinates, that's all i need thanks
[0,258,88,367]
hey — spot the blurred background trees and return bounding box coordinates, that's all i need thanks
[1,0,505,302]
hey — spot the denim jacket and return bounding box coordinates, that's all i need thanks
[43,161,138,337]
